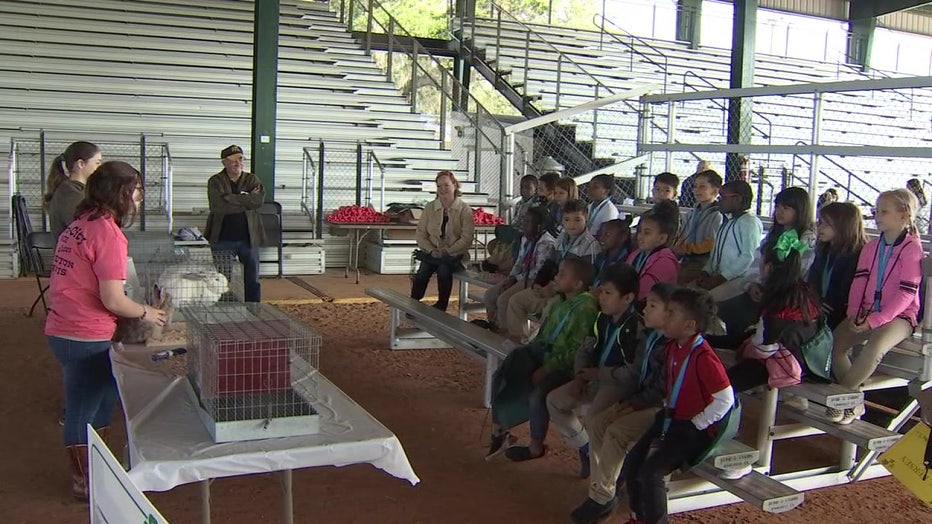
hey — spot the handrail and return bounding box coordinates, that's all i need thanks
[300,146,317,222]
[594,13,669,93]
[366,149,387,209]
[790,141,875,207]
[682,70,774,144]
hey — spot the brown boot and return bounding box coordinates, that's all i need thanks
[66,445,89,502]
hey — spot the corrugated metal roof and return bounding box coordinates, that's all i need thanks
[879,8,932,36]
[758,0,847,20]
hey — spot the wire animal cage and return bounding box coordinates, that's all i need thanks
[142,247,244,309]
[183,303,321,442]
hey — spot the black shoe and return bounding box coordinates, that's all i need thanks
[570,497,618,524]
[578,443,590,479]
[471,319,491,329]
[432,302,448,312]
[485,431,514,460]
[504,445,547,462]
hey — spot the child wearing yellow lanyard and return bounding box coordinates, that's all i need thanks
[486,258,599,462]
[546,264,639,479]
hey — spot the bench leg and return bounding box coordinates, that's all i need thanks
[389,306,401,349]
[458,280,468,321]
[756,387,779,472]
[483,355,498,409]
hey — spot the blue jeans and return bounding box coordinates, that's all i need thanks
[47,337,119,446]
[213,240,261,302]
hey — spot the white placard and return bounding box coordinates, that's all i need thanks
[88,425,168,524]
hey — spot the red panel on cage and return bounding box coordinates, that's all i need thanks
[202,320,293,395]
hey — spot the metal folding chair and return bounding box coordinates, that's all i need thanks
[26,231,56,317]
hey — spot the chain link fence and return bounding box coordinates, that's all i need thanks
[639,78,932,228]
[10,134,170,235]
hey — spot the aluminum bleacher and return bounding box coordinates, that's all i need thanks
[0,0,493,275]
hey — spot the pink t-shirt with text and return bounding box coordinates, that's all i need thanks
[44,213,128,341]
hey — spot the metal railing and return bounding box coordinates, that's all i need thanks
[595,13,669,93]
[334,0,519,209]
[789,141,879,208]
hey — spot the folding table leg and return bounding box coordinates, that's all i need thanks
[458,280,468,321]
[281,469,294,524]
[200,479,212,524]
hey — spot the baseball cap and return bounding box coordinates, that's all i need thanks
[221,145,244,159]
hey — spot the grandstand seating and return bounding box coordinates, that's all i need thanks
[465,11,932,205]
[0,0,489,272]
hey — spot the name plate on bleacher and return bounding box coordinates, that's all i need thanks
[824,392,863,410]
[762,493,806,514]
[866,435,902,452]
[713,450,759,470]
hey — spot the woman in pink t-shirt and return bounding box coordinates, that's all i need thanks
[45,161,167,501]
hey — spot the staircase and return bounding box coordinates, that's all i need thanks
[0,0,493,273]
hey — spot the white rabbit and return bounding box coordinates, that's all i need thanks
[156,267,229,308]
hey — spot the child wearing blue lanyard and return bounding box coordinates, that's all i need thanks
[591,218,634,289]
[566,282,676,524]
[587,174,620,237]
[486,258,599,462]
[546,264,640,479]
[504,200,601,341]
[673,170,723,284]
[830,189,923,424]
[806,202,867,330]
[626,201,681,302]
[624,288,733,524]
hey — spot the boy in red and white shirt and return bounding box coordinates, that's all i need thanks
[623,287,734,524]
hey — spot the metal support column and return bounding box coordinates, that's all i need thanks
[675,0,703,49]
[809,93,823,208]
[846,16,876,70]
[725,0,756,183]
[250,0,279,201]
[139,134,147,231]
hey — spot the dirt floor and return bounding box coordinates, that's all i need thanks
[1,272,931,523]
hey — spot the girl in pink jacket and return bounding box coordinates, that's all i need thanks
[830,188,924,424]
[627,201,680,302]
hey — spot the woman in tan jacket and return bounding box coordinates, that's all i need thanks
[410,171,476,311]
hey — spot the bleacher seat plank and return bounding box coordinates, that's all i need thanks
[783,383,863,410]
[707,440,760,470]
[782,404,902,452]
[692,464,804,514]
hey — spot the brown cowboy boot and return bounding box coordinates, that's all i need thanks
[66,445,89,501]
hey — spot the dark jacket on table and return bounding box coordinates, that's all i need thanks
[573,309,639,378]
[204,170,266,246]
[807,249,861,330]
[48,180,85,241]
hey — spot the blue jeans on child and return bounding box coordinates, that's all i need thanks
[212,240,261,302]
[47,337,119,446]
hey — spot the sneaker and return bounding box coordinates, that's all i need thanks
[570,497,618,524]
[485,432,516,461]
[825,407,845,423]
[783,394,809,411]
[719,464,753,480]
[578,443,591,479]
[504,445,547,462]
[839,404,865,425]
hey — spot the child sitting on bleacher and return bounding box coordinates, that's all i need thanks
[486,257,600,462]
[723,231,820,397]
[807,202,868,330]
[547,177,578,237]
[512,174,542,228]
[566,282,674,524]
[714,187,816,335]
[694,180,763,300]
[481,207,555,332]
[592,218,634,288]
[505,200,601,341]
[830,189,924,424]
[624,288,734,524]
[546,264,640,478]
[651,172,679,204]
[587,174,620,237]
[673,170,723,284]
[627,201,680,302]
